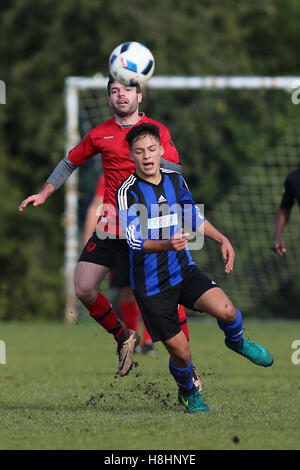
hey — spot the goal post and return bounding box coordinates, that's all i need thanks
[64,75,300,322]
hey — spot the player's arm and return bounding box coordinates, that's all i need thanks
[143,230,189,253]
[122,222,189,254]
[271,208,290,256]
[83,194,103,244]
[158,124,182,174]
[19,132,98,212]
[271,175,294,256]
[116,188,187,254]
[201,220,235,274]
[18,181,56,211]
[179,175,235,273]
[18,155,78,211]
[160,157,182,174]
[83,175,105,244]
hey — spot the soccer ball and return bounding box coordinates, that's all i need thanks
[108,42,155,87]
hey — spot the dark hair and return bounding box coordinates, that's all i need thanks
[107,74,141,96]
[126,122,161,148]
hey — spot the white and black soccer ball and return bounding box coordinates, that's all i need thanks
[108,42,155,87]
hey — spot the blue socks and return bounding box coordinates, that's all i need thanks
[169,310,244,394]
[169,358,194,393]
[217,309,244,344]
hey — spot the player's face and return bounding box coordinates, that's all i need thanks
[130,134,164,181]
[108,81,142,117]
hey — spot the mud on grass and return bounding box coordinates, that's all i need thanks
[86,367,182,414]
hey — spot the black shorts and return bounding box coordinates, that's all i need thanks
[109,257,131,289]
[134,266,218,343]
[79,231,129,270]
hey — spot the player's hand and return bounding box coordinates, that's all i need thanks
[18,183,55,212]
[271,238,286,256]
[168,229,190,252]
[18,193,47,211]
[220,237,235,273]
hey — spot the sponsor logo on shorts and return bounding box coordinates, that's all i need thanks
[86,242,97,252]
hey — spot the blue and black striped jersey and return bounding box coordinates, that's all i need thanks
[116,169,206,297]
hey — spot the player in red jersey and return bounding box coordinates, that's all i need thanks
[83,174,155,354]
[18,76,198,384]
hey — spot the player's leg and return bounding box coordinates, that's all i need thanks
[76,235,140,376]
[163,329,191,366]
[119,286,140,332]
[192,281,273,367]
[177,304,189,341]
[177,304,202,390]
[141,323,154,351]
[193,287,243,342]
[164,332,209,414]
[110,259,141,335]
[110,259,154,353]
[112,260,188,355]
[75,261,125,337]
[119,287,156,354]
[135,288,209,413]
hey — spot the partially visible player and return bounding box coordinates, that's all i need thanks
[116,123,274,414]
[83,173,155,354]
[271,168,300,256]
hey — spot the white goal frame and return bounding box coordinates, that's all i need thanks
[64,75,300,322]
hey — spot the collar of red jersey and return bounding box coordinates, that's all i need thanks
[114,112,145,128]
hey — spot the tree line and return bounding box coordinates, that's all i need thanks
[1,0,300,320]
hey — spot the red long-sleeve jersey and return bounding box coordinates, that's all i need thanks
[95,174,105,198]
[68,113,179,235]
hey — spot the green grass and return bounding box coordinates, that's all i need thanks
[0,318,299,450]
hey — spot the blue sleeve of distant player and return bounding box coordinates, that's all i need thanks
[116,193,147,253]
[179,176,206,231]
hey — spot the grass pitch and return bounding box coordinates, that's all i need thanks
[0,318,299,450]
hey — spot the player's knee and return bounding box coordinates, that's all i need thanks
[75,282,97,305]
[173,343,191,367]
[181,348,192,366]
[218,303,236,323]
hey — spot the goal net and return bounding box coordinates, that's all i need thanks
[65,76,300,321]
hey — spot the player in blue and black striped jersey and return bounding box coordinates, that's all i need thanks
[117,168,204,298]
[116,123,274,414]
